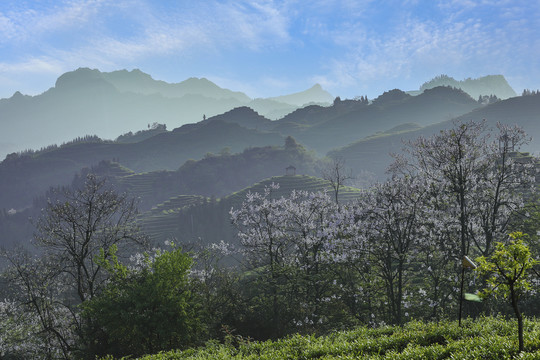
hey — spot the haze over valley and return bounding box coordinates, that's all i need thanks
[0,69,538,249]
[2,1,540,359]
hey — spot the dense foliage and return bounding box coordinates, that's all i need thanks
[82,245,203,358]
[2,120,540,359]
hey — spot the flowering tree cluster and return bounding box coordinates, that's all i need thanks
[1,120,538,357]
[230,120,539,334]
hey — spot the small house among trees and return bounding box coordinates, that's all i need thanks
[286,165,296,176]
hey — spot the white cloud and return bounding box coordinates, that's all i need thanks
[0,0,294,92]
[314,0,540,97]
[54,0,292,64]
[209,1,291,50]
[32,0,107,33]
[0,12,16,41]
[0,57,63,74]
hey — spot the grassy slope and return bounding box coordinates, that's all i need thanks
[126,317,540,359]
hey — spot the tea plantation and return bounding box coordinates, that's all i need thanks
[110,317,540,359]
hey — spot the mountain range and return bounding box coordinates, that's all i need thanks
[1,69,536,252]
[407,74,517,99]
[0,68,334,159]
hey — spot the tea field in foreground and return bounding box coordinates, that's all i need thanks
[110,317,540,359]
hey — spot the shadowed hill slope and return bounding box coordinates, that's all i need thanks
[276,86,480,154]
[0,120,283,210]
[329,93,540,180]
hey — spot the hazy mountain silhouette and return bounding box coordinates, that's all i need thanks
[0,68,332,159]
[102,69,251,102]
[408,74,517,99]
[246,99,296,120]
[274,86,480,154]
[267,84,334,106]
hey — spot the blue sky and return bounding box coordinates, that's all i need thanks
[0,0,539,99]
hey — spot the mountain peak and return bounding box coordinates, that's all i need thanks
[268,84,333,106]
[55,67,106,89]
[11,91,24,99]
[372,89,411,106]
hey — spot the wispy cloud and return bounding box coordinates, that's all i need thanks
[0,0,112,43]
[0,12,16,41]
[1,0,292,71]
[314,1,540,95]
[0,0,538,98]
[0,57,63,74]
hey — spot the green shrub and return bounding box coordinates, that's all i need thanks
[84,247,204,358]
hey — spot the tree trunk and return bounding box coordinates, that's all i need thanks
[518,313,524,353]
[510,286,524,352]
[397,259,404,325]
[458,266,465,326]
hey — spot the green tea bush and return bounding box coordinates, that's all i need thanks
[124,316,540,360]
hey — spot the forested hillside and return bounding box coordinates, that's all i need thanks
[3,70,540,360]
[3,119,540,359]
[0,68,333,159]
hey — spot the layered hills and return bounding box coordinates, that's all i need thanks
[329,92,540,180]
[0,68,333,159]
[275,86,481,153]
[2,69,534,252]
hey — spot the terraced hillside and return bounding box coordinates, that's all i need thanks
[117,170,178,210]
[139,175,363,246]
[139,195,209,245]
[224,174,362,208]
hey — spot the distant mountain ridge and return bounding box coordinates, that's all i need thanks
[408,74,517,99]
[0,67,333,159]
[101,69,251,102]
[267,84,334,106]
[273,86,481,153]
[1,82,539,251]
[329,92,540,181]
[0,84,510,211]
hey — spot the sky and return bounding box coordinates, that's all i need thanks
[0,0,539,100]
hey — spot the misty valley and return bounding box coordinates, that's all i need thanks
[2,69,540,359]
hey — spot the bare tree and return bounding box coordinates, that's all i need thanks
[34,174,148,303]
[321,157,354,204]
[3,174,147,358]
[3,251,76,359]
